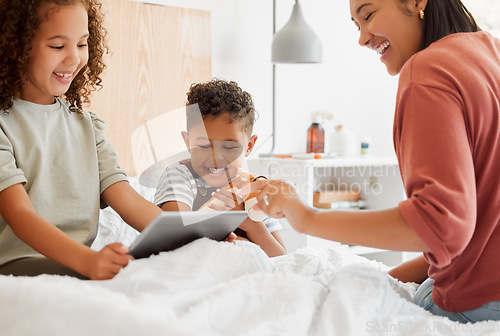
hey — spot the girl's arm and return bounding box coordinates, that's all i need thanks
[238,218,286,257]
[388,255,429,284]
[101,181,163,232]
[161,201,192,211]
[239,179,430,252]
[0,184,131,279]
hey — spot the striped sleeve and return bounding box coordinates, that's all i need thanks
[263,217,281,233]
[154,163,197,208]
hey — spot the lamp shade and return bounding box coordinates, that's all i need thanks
[271,1,322,63]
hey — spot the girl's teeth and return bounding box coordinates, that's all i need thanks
[55,73,72,79]
[208,168,225,174]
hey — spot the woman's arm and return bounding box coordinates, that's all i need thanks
[389,255,429,284]
[101,181,162,232]
[239,179,430,252]
[305,207,429,252]
[0,184,131,279]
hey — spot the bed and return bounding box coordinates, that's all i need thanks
[2,1,499,335]
[2,177,500,335]
[3,183,500,336]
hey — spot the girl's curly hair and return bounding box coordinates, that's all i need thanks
[186,78,256,135]
[0,0,108,111]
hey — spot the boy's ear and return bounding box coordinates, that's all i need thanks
[181,131,191,153]
[245,135,258,157]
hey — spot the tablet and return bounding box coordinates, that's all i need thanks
[128,211,248,259]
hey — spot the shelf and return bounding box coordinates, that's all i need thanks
[340,245,391,255]
[246,156,406,265]
[249,156,398,168]
[307,236,391,255]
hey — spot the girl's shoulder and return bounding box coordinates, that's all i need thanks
[57,98,107,134]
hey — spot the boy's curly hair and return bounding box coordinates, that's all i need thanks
[186,78,256,135]
[0,0,108,111]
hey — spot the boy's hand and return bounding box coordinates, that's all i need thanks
[236,179,312,233]
[208,188,245,211]
[85,243,133,280]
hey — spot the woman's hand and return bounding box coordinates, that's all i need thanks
[237,179,313,233]
[84,243,133,280]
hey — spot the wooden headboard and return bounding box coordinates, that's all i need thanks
[88,0,211,177]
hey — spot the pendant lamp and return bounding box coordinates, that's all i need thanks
[271,0,322,63]
[260,0,322,155]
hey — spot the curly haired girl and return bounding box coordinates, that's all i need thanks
[0,0,162,279]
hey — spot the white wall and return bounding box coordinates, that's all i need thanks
[132,0,498,157]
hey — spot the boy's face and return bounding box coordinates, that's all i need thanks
[182,113,257,188]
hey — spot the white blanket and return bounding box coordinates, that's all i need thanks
[1,239,499,336]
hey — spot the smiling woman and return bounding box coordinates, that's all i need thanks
[245,0,500,323]
[350,0,426,75]
[349,0,479,75]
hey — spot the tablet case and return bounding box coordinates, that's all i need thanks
[128,211,247,259]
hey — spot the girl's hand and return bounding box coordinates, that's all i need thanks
[224,232,237,243]
[85,243,133,280]
[237,179,312,233]
[208,188,245,211]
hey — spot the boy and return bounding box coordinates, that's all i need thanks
[154,79,286,257]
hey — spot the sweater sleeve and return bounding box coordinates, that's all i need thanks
[0,128,27,193]
[154,163,196,208]
[396,83,476,268]
[89,112,128,200]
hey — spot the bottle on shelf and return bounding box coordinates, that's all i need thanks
[360,137,371,156]
[307,113,325,153]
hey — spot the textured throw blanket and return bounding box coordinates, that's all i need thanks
[1,239,499,336]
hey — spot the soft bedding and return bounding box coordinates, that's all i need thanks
[1,239,500,336]
[2,178,500,336]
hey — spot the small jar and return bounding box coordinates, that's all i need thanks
[360,137,371,156]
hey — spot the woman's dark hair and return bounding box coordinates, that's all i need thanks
[418,0,480,49]
[0,0,108,111]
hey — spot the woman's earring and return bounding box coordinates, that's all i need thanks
[419,9,425,20]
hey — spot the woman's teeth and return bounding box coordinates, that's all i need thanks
[55,72,72,79]
[375,41,390,55]
[208,167,225,174]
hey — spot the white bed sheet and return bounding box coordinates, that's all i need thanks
[2,239,500,336]
[3,177,499,336]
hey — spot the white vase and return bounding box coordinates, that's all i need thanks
[330,125,356,157]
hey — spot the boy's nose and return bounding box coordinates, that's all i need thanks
[211,149,228,167]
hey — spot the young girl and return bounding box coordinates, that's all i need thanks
[0,0,162,280]
[241,0,500,324]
